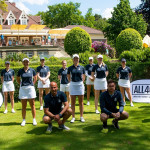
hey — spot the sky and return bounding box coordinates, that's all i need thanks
[9,0,142,19]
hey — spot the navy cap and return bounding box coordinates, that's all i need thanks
[5,61,10,64]
[40,57,45,60]
[121,58,126,62]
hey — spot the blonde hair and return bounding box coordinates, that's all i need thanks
[62,60,67,64]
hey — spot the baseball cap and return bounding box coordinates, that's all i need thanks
[89,57,93,60]
[40,57,45,60]
[121,58,126,62]
[97,55,103,59]
[22,58,29,62]
[73,54,79,59]
[5,61,10,64]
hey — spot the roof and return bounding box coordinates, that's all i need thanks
[64,25,103,34]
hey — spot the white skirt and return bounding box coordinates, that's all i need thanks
[69,81,84,95]
[2,81,15,92]
[86,76,94,85]
[60,83,70,92]
[19,86,36,99]
[38,78,50,88]
[118,79,130,88]
[94,78,107,90]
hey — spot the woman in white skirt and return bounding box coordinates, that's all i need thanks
[17,58,37,126]
[85,57,95,106]
[91,55,108,114]
[37,57,50,110]
[58,60,71,106]
[116,58,134,107]
[67,54,85,123]
[1,61,15,114]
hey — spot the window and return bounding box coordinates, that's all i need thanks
[20,11,28,25]
[23,52,33,58]
[7,11,16,25]
[7,52,16,56]
[9,19,14,25]
[21,19,27,25]
[37,51,50,58]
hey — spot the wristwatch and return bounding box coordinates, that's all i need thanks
[59,113,62,117]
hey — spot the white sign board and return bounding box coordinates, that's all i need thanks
[126,79,150,103]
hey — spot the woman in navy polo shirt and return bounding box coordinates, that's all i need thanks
[91,54,108,114]
[85,57,95,106]
[58,60,71,106]
[116,58,134,107]
[67,54,85,123]
[17,58,37,126]
[1,61,15,114]
[37,57,50,111]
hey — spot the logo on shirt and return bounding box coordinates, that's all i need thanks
[58,99,61,103]
[114,98,117,102]
[28,70,31,73]
[78,68,80,71]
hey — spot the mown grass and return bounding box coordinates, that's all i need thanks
[0,98,150,150]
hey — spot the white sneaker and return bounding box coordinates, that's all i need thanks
[33,119,37,126]
[130,102,134,107]
[11,109,15,113]
[59,124,70,130]
[87,101,90,106]
[80,117,85,122]
[4,110,8,114]
[70,118,75,123]
[40,106,43,111]
[21,120,26,126]
[96,110,100,114]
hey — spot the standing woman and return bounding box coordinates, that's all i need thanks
[116,58,134,107]
[1,61,15,114]
[58,60,71,106]
[17,58,37,126]
[85,57,95,106]
[67,54,85,123]
[37,57,50,110]
[91,55,108,114]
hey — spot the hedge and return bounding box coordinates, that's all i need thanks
[1,62,150,102]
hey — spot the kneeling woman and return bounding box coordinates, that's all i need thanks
[67,54,85,123]
[17,58,37,126]
[1,61,15,114]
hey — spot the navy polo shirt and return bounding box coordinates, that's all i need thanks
[17,68,36,86]
[100,90,124,115]
[58,68,69,84]
[67,65,85,82]
[44,91,67,115]
[92,64,108,79]
[1,69,15,81]
[37,66,50,77]
[116,66,132,80]
[85,64,95,76]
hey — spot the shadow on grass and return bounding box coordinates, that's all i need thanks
[138,106,150,109]
[142,119,150,123]
[0,122,21,126]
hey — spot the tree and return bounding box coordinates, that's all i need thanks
[94,18,109,31]
[103,0,147,46]
[94,14,102,21]
[135,0,150,35]
[37,2,84,28]
[0,0,7,12]
[64,27,91,55]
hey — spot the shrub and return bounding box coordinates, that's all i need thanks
[92,41,115,58]
[143,47,150,61]
[116,28,143,55]
[64,27,91,56]
[5,53,28,62]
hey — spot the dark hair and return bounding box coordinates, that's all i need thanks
[108,79,116,85]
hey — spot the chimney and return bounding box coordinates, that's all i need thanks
[11,2,16,7]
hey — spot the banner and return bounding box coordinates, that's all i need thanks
[126,79,150,103]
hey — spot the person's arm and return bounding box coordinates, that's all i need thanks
[44,108,55,118]
[100,93,112,116]
[58,69,61,80]
[105,65,109,77]
[45,71,50,80]
[16,76,21,84]
[33,69,37,85]
[129,72,132,78]
[1,76,3,83]
[118,92,124,114]
[116,67,120,79]
[12,76,14,82]
[67,67,71,82]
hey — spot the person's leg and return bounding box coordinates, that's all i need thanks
[125,87,134,106]
[71,95,76,118]
[87,85,91,103]
[9,91,14,110]
[39,88,44,106]
[100,113,109,128]
[29,99,36,119]
[119,86,125,102]
[118,111,129,121]
[45,88,50,95]
[21,99,27,119]
[78,95,84,117]
[43,116,52,124]
[95,90,100,111]
[4,92,8,111]
[101,89,107,93]
[66,92,71,104]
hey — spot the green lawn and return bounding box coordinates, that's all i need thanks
[0,98,150,150]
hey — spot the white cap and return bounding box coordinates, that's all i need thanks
[97,55,103,59]
[89,57,93,60]
[73,54,79,59]
[22,58,29,62]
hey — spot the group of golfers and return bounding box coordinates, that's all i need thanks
[1,54,133,132]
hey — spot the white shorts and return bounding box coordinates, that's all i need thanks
[86,76,94,85]
[2,81,15,92]
[69,81,84,95]
[38,78,50,88]
[94,78,107,90]
[60,83,70,92]
[19,86,36,99]
[118,79,130,88]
